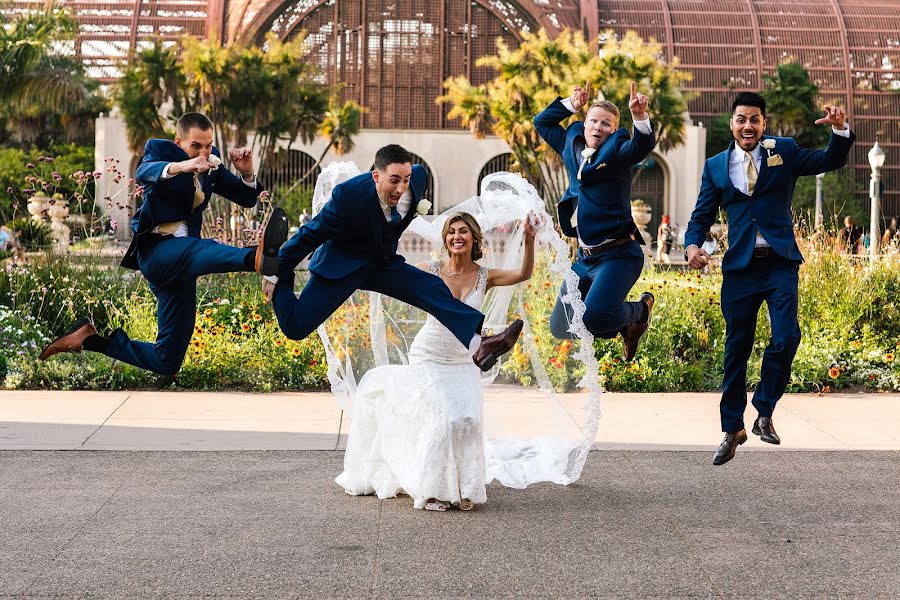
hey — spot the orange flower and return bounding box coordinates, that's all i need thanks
[828,366,841,379]
[275,339,284,347]
[252,313,262,322]
[886,353,895,362]
[292,347,301,356]
[241,323,251,332]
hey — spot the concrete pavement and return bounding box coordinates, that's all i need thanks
[1,388,898,451]
[1,389,898,598]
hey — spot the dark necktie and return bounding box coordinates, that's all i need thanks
[390,205,401,224]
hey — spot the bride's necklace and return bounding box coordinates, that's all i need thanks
[443,263,469,277]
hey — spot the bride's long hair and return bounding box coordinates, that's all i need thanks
[441,211,486,261]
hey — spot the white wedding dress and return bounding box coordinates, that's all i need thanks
[335,262,490,508]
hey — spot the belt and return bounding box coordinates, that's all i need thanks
[581,236,633,257]
[751,246,775,260]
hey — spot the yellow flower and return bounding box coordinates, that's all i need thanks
[275,339,284,347]
[828,366,841,379]
[292,347,301,356]
[253,313,262,322]
[204,308,213,316]
[886,353,895,362]
[241,323,251,332]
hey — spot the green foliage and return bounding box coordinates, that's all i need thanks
[439,28,692,217]
[763,61,830,148]
[792,167,867,231]
[503,243,900,393]
[704,112,733,158]
[0,5,105,147]
[272,184,314,225]
[7,218,51,251]
[0,144,95,221]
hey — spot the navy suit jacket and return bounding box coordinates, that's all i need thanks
[120,139,264,270]
[534,97,656,245]
[277,164,427,280]
[685,131,855,272]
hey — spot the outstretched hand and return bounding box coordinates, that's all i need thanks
[523,211,541,243]
[569,82,591,112]
[628,80,650,121]
[814,105,847,130]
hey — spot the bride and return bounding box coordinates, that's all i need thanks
[336,210,537,511]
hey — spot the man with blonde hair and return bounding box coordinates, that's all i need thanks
[535,81,657,361]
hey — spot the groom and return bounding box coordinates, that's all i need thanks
[262,144,522,371]
[39,112,288,376]
[684,92,854,465]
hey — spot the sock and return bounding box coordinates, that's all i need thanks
[636,301,650,325]
[243,248,256,270]
[82,334,110,353]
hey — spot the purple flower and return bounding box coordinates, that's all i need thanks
[26,163,35,169]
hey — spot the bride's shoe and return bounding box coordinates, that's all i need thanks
[458,499,474,511]
[424,498,448,512]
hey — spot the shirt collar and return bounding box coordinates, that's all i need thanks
[731,142,763,163]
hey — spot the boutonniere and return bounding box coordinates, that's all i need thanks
[207,155,222,171]
[761,139,783,167]
[577,147,595,180]
[416,199,432,216]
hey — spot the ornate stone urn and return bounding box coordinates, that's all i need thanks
[48,195,71,253]
[630,199,653,246]
[27,194,50,224]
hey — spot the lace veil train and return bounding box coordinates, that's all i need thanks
[311,162,602,488]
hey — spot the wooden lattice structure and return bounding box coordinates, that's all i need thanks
[6,0,899,212]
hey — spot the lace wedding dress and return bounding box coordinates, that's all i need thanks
[335,262,490,508]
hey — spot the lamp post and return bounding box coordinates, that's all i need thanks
[815,172,824,229]
[868,140,886,258]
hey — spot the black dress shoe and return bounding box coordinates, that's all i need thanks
[620,292,655,362]
[712,429,748,465]
[752,416,781,445]
[255,207,289,276]
[473,319,523,372]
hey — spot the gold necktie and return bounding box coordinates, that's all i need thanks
[745,151,758,195]
[157,173,206,235]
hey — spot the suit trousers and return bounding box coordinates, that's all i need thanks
[549,241,646,339]
[106,236,253,375]
[272,261,485,349]
[719,258,801,432]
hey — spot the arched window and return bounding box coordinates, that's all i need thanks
[631,156,667,242]
[369,152,435,214]
[477,153,513,193]
[260,149,320,193]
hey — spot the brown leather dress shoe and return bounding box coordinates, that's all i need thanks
[255,207,289,276]
[472,319,523,372]
[712,429,748,465]
[38,318,98,361]
[620,292,655,362]
[752,415,781,445]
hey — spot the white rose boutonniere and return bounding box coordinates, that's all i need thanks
[416,199,432,215]
[207,155,222,171]
[760,138,783,167]
[577,147,596,181]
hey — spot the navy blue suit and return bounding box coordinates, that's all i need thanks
[685,131,855,432]
[107,139,264,375]
[534,98,656,339]
[271,164,484,347]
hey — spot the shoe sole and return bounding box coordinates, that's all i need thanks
[476,320,523,372]
[39,317,91,361]
[257,207,289,276]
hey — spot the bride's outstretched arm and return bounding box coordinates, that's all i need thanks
[487,212,538,289]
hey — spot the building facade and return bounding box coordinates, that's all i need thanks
[16,0,898,233]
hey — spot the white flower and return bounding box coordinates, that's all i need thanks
[761,139,776,150]
[581,147,596,159]
[207,155,222,170]
[416,199,432,215]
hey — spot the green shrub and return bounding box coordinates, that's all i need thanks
[6,218,53,251]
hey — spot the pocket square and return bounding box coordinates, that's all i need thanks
[594,162,607,171]
[766,154,784,167]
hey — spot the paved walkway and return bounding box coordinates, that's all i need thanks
[1,388,898,451]
[1,390,898,598]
